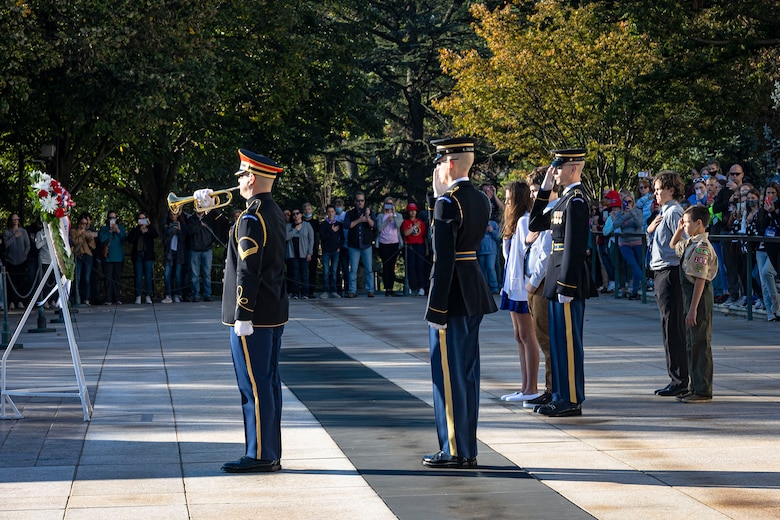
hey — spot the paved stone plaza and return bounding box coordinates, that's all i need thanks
[0,294,778,519]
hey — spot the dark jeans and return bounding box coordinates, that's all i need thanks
[337,247,350,293]
[133,252,154,297]
[75,254,93,303]
[721,239,742,297]
[321,251,339,294]
[104,261,123,303]
[378,242,400,293]
[164,260,184,297]
[619,243,644,294]
[287,257,309,297]
[406,243,427,292]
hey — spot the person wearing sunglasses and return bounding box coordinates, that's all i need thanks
[342,191,376,297]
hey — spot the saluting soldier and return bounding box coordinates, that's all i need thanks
[528,148,593,417]
[194,148,289,473]
[422,137,498,468]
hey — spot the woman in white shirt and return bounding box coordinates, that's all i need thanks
[499,181,541,403]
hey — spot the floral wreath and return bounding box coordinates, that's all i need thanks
[29,170,76,280]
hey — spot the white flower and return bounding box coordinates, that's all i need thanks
[40,194,59,213]
[30,170,51,184]
[33,179,52,192]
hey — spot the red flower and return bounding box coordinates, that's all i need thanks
[53,186,62,195]
[54,207,65,218]
[38,189,49,198]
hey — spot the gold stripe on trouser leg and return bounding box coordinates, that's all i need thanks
[241,336,262,456]
[439,329,458,456]
[563,303,576,404]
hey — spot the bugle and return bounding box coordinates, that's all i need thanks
[167,186,240,215]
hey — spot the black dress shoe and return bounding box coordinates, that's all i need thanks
[421,450,477,468]
[534,401,582,417]
[221,456,281,473]
[655,383,689,396]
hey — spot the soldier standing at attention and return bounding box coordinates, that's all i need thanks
[528,148,593,417]
[194,148,289,473]
[422,137,498,468]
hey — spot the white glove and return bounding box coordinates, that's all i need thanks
[428,321,447,330]
[194,188,215,210]
[234,320,254,337]
[433,177,449,198]
[541,165,557,191]
[558,294,574,304]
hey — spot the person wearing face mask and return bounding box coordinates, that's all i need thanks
[332,198,349,296]
[128,212,159,304]
[724,183,757,309]
[712,164,745,307]
[376,197,403,296]
[687,179,708,207]
[99,211,127,305]
[757,182,780,320]
[301,202,320,298]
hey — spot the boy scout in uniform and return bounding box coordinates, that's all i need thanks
[670,205,718,403]
[422,137,498,468]
[194,148,289,472]
[528,148,593,417]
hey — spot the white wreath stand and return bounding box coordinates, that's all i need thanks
[1,221,93,421]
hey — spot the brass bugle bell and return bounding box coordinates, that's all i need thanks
[167,186,240,215]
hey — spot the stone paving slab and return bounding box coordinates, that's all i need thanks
[0,293,778,519]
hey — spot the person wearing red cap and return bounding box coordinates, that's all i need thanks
[194,148,288,473]
[401,202,428,296]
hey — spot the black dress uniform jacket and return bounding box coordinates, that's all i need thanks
[529,185,594,300]
[219,193,289,327]
[425,180,498,325]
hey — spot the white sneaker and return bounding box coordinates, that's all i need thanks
[319,292,329,299]
[501,391,523,401]
[418,288,425,296]
[517,392,542,401]
[134,296,142,304]
[173,296,181,303]
[329,292,341,299]
[728,296,746,308]
[753,300,764,310]
[145,296,152,304]
[161,296,173,304]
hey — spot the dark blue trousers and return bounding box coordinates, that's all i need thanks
[428,314,483,459]
[230,325,284,461]
[547,299,586,405]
